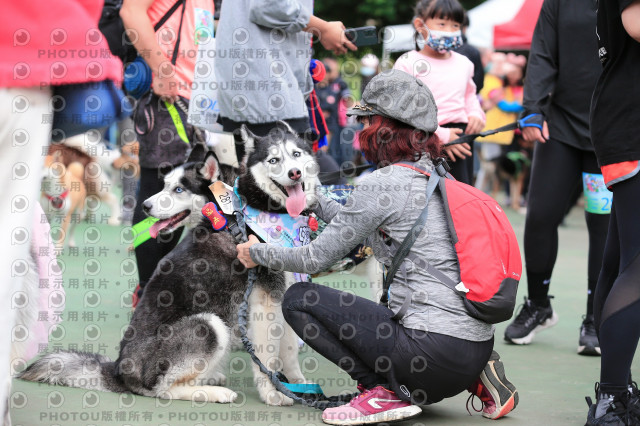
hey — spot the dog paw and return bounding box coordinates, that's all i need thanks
[107,217,122,226]
[212,387,237,404]
[264,390,294,406]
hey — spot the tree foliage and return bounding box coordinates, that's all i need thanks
[314,0,486,29]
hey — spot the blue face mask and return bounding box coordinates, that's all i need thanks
[425,29,463,53]
[360,66,376,77]
[415,21,463,54]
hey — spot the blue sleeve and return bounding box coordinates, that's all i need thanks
[497,100,524,113]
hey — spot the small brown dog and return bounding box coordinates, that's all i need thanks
[48,133,133,226]
[40,152,87,248]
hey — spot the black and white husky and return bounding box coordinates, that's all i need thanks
[18,122,319,406]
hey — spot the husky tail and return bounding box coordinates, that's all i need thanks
[17,351,128,393]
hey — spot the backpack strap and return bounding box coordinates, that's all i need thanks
[151,0,186,65]
[396,161,459,243]
[396,159,455,179]
[170,0,187,65]
[389,242,469,295]
[381,161,472,320]
[153,0,184,31]
[380,170,439,310]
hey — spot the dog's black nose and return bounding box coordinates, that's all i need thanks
[142,201,152,214]
[288,168,302,181]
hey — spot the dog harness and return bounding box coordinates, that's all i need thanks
[203,179,316,282]
[44,189,69,210]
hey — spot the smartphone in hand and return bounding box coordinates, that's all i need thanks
[344,26,379,47]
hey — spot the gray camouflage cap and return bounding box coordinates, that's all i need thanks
[347,69,438,133]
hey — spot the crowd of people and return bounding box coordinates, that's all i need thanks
[2,0,640,424]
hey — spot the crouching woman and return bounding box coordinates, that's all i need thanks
[237,69,517,425]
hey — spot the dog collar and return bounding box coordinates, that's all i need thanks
[44,189,70,210]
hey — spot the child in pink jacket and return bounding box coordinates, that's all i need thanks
[394,0,485,184]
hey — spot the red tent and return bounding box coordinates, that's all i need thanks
[493,0,543,50]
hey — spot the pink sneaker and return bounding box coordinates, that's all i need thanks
[322,385,422,425]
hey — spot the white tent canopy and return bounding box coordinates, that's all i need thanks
[381,24,416,66]
[381,0,528,61]
[466,0,526,49]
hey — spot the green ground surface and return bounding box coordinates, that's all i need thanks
[9,205,639,426]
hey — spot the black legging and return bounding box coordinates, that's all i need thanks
[524,140,610,314]
[442,123,474,185]
[132,166,184,297]
[594,172,640,393]
[282,282,493,404]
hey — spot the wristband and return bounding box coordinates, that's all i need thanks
[518,113,544,131]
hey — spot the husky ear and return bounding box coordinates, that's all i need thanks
[187,143,206,163]
[277,120,297,136]
[199,151,220,181]
[237,124,256,157]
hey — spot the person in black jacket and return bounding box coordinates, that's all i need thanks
[585,0,640,424]
[455,11,484,94]
[503,0,609,356]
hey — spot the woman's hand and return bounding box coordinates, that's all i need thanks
[522,121,549,144]
[237,234,260,269]
[305,17,357,55]
[445,128,470,161]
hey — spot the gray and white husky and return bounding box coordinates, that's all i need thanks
[18,122,319,406]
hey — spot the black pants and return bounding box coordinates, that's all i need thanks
[524,141,610,314]
[132,166,184,297]
[282,282,493,404]
[594,172,640,393]
[442,123,474,185]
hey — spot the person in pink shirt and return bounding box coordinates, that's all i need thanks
[394,0,485,185]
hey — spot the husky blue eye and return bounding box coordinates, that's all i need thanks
[175,187,184,193]
[268,158,279,164]
[293,151,301,157]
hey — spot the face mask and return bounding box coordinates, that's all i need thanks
[360,66,376,77]
[416,19,463,54]
[426,29,463,53]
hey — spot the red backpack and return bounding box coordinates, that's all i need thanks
[382,162,522,324]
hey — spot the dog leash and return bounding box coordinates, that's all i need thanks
[444,122,519,147]
[204,184,358,409]
[318,163,374,184]
[443,113,542,147]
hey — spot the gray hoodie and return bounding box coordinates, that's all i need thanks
[251,157,495,342]
[215,0,313,124]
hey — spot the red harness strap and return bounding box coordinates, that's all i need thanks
[45,189,70,210]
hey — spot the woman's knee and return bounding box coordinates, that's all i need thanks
[282,282,320,320]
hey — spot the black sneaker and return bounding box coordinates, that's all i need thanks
[504,296,558,345]
[579,315,601,356]
[466,351,519,419]
[585,384,640,425]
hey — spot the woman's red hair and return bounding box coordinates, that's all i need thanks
[359,115,441,166]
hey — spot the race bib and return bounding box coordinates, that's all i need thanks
[583,172,612,214]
